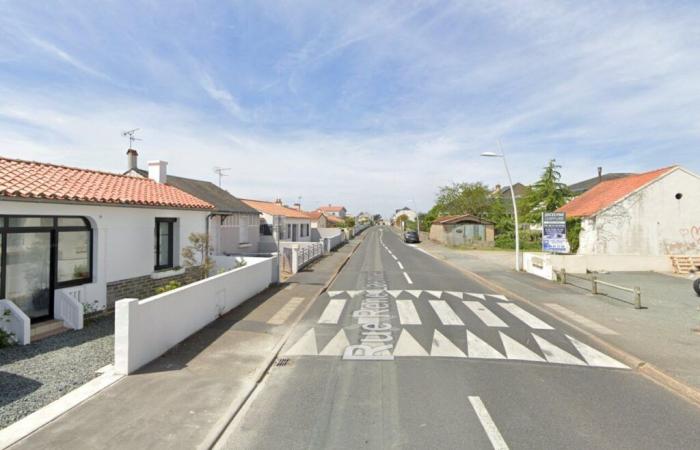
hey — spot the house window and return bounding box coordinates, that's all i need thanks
[287,224,292,240]
[260,223,272,236]
[155,218,176,270]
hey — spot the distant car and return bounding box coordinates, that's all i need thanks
[404,231,420,243]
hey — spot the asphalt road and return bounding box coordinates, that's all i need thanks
[217,226,700,450]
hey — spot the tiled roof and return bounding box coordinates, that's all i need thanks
[305,210,325,220]
[0,157,213,209]
[326,215,344,224]
[240,199,311,219]
[317,205,345,212]
[432,214,493,225]
[558,166,676,218]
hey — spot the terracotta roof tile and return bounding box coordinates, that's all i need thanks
[558,166,676,217]
[0,157,213,209]
[240,199,311,219]
[317,205,345,212]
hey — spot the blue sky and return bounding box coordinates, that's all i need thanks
[1,0,699,217]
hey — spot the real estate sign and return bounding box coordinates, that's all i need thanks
[542,212,569,253]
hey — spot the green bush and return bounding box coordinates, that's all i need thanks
[155,281,182,295]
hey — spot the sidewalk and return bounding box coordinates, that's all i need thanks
[417,238,700,402]
[6,239,362,450]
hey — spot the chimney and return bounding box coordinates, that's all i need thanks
[597,166,603,183]
[126,149,139,171]
[275,198,283,205]
[293,203,301,211]
[148,160,168,184]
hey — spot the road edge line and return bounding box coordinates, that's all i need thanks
[418,244,700,409]
[202,230,369,450]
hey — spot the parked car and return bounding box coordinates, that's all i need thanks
[404,231,420,243]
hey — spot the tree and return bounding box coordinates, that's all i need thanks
[522,159,572,224]
[488,196,513,236]
[434,182,491,217]
[181,232,214,280]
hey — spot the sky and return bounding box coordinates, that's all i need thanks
[1,0,699,218]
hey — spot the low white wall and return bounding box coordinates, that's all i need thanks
[0,299,30,345]
[523,253,556,281]
[526,252,673,274]
[114,255,276,374]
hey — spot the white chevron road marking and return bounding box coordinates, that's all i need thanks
[532,334,586,366]
[405,289,422,298]
[393,329,429,356]
[320,329,351,356]
[285,328,318,356]
[465,293,487,301]
[498,303,554,330]
[567,335,628,369]
[396,300,422,325]
[327,291,343,298]
[386,290,403,298]
[426,290,443,299]
[445,291,464,299]
[346,290,364,298]
[430,330,466,358]
[488,294,509,301]
[318,299,347,324]
[467,330,505,359]
[429,300,464,326]
[499,332,545,362]
[463,301,508,328]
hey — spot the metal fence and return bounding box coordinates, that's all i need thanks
[556,268,643,309]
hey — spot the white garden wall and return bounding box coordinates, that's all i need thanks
[114,255,276,374]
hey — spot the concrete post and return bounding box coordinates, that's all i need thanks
[591,275,598,295]
[291,246,299,274]
[560,268,567,285]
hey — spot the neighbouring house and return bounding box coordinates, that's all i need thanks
[306,210,328,229]
[317,204,347,218]
[392,207,417,224]
[356,212,372,224]
[325,214,345,227]
[568,167,633,195]
[124,149,261,255]
[492,183,528,215]
[241,198,312,252]
[429,214,495,247]
[0,156,213,329]
[558,166,700,256]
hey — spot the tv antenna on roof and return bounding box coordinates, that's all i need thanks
[121,128,141,148]
[214,167,231,188]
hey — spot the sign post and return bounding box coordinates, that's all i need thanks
[542,212,569,253]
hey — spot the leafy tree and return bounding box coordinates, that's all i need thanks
[522,159,572,223]
[487,196,513,236]
[182,232,214,280]
[434,182,491,217]
[342,216,356,228]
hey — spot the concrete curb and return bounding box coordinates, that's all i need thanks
[416,244,700,409]
[202,232,369,450]
[0,369,124,450]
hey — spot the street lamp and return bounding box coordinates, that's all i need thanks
[481,142,521,271]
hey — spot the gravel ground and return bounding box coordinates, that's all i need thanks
[0,314,114,429]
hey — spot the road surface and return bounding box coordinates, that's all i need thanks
[217,226,700,449]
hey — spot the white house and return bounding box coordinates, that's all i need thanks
[559,165,700,256]
[392,207,417,224]
[0,156,213,336]
[124,149,261,255]
[241,199,312,252]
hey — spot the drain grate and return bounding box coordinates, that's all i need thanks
[275,357,290,367]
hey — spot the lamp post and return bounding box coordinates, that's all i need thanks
[482,142,521,271]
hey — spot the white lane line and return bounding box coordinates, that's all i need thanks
[396,300,422,325]
[429,300,464,326]
[468,396,510,450]
[403,272,414,284]
[497,303,554,330]
[463,301,508,328]
[268,297,305,325]
[397,261,404,269]
[317,299,347,324]
[391,255,398,260]
[545,304,618,335]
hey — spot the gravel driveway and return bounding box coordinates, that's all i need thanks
[0,314,114,429]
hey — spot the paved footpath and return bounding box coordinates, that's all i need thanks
[7,239,362,450]
[216,227,700,449]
